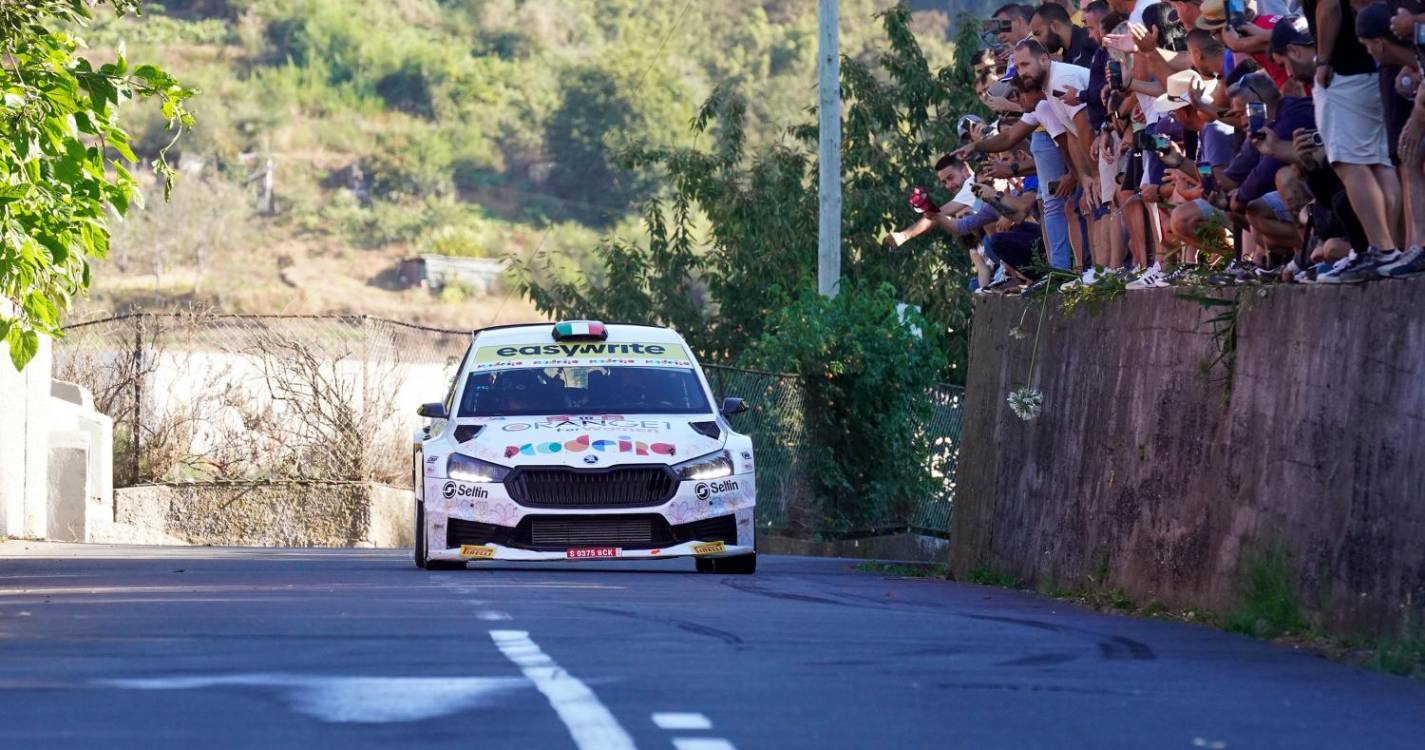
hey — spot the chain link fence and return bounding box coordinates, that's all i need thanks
[55,313,962,538]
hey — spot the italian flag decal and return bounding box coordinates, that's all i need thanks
[553,320,607,339]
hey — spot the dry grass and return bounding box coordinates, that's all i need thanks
[76,232,543,329]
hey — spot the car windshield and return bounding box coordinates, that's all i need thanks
[458,366,711,417]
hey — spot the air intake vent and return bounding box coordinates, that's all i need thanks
[689,421,721,439]
[506,466,677,508]
[452,425,484,443]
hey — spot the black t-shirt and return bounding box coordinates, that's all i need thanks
[1301,0,1377,76]
[1064,25,1099,68]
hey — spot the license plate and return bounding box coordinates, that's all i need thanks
[566,547,620,559]
[692,541,726,555]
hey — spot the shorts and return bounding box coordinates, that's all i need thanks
[1191,198,1228,226]
[1314,72,1391,167]
[1098,143,1120,204]
[985,222,1044,276]
[1260,191,1293,222]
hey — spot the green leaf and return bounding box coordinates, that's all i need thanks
[0,184,30,205]
[7,327,39,371]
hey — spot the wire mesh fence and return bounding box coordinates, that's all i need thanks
[55,313,962,538]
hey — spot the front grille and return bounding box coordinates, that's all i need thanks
[506,466,677,508]
[672,514,738,545]
[520,514,675,550]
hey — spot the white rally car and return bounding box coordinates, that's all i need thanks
[412,320,757,573]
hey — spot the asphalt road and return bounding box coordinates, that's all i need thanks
[2,543,1423,749]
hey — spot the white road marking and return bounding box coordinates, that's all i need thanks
[477,611,512,621]
[672,740,736,750]
[489,630,636,750]
[652,713,712,730]
[100,674,529,723]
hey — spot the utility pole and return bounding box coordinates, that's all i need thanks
[817,0,841,297]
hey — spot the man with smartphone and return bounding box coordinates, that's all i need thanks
[954,40,1099,280]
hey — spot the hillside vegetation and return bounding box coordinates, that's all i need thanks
[75,0,959,328]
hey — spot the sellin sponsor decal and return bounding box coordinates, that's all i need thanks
[443,481,490,500]
[695,478,740,501]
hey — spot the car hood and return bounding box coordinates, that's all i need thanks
[454,414,725,468]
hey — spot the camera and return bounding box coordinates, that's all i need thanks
[1134,129,1171,153]
[1246,101,1266,133]
[1302,128,1323,148]
[1415,21,1425,47]
[982,18,1013,34]
[1107,60,1125,91]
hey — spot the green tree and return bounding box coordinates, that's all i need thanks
[517,6,986,371]
[1,0,194,369]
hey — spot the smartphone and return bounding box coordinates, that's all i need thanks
[1197,164,1213,177]
[982,18,1013,34]
[1052,89,1066,99]
[1226,0,1246,30]
[1134,129,1171,152]
[1047,179,1061,195]
[1107,60,1124,90]
[1415,21,1425,47]
[1247,101,1266,133]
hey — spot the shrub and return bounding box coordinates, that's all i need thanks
[740,281,945,536]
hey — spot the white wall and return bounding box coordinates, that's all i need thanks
[0,331,52,539]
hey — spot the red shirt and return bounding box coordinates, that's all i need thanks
[1250,16,1291,87]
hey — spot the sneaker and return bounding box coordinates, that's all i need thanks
[1379,246,1425,278]
[1020,277,1053,297]
[1320,248,1400,285]
[1205,260,1253,287]
[1059,268,1098,291]
[1164,264,1199,286]
[1125,264,1168,290]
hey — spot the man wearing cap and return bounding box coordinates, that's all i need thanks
[1205,0,1290,86]
[1292,5,1405,279]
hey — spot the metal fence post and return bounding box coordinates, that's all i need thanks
[130,314,143,484]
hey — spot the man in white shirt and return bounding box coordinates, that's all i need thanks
[958,40,1100,278]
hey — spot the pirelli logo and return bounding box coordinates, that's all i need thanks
[459,545,496,559]
[691,541,726,555]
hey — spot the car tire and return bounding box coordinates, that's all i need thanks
[413,485,465,571]
[695,553,756,575]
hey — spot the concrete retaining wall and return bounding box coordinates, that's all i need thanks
[951,280,1425,637]
[97,483,413,548]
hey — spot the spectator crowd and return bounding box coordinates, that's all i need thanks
[886,0,1425,292]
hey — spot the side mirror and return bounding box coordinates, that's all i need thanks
[417,402,449,419]
[720,397,748,417]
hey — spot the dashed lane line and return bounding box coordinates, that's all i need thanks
[489,630,637,750]
[652,713,712,730]
[671,740,736,750]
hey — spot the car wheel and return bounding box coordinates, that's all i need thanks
[695,553,756,575]
[715,553,756,575]
[413,476,465,571]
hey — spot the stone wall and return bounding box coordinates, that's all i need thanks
[102,483,414,548]
[951,280,1425,636]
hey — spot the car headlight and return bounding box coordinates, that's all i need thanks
[674,449,734,481]
[447,453,510,483]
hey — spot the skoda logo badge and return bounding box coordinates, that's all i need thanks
[695,482,710,501]
[441,481,457,499]
[583,455,599,465]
